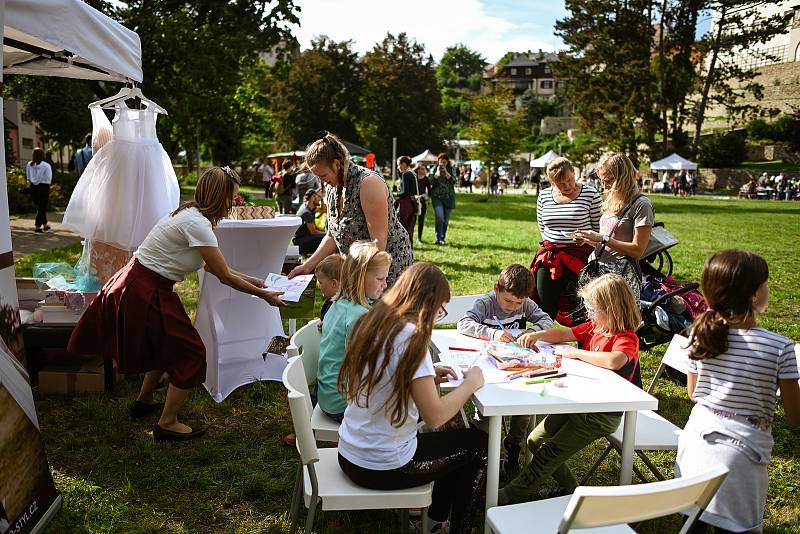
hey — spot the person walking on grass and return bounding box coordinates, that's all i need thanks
[26,147,52,234]
[430,153,456,246]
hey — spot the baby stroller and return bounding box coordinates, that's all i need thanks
[636,223,706,350]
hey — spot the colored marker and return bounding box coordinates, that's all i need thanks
[525,373,566,385]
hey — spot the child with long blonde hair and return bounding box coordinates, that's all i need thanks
[316,241,391,422]
[503,274,643,503]
[337,263,487,534]
[677,250,799,534]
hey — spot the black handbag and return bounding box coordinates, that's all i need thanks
[578,194,644,287]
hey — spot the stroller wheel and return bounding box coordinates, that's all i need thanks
[642,249,673,277]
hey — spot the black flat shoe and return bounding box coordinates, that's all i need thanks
[153,424,205,442]
[130,401,164,419]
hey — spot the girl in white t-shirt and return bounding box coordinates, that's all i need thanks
[337,262,487,534]
[677,250,799,533]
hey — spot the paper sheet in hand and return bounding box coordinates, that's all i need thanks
[264,273,313,302]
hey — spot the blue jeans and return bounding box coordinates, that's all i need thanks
[433,203,453,242]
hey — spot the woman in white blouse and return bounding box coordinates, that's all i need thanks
[25,147,53,234]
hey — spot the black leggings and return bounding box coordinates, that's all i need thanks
[417,200,428,240]
[32,183,50,228]
[338,427,487,534]
[535,267,581,323]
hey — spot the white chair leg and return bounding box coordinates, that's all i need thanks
[637,450,668,481]
[421,507,429,533]
[579,442,613,486]
[288,318,297,336]
[305,496,318,534]
[290,464,302,533]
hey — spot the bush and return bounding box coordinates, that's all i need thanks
[7,165,74,214]
[746,115,800,150]
[697,131,747,168]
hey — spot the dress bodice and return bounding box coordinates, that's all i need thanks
[112,104,159,142]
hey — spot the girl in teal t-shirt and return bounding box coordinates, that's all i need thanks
[317,241,392,421]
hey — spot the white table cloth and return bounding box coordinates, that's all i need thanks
[430,329,658,533]
[196,217,301,402]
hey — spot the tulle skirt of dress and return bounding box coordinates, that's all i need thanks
[63,138,180,251]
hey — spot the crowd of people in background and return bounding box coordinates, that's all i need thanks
[738,170,800,200]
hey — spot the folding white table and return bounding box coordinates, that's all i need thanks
[196,217,301,402]
[430,329,658,533]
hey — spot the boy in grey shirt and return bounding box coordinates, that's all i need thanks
[458,264,554,478]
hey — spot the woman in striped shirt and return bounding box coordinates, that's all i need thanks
[676,250,799,534]
[530,157,601,325]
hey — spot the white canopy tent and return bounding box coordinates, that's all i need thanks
[412,149,439,164]
[650,153,697,171]
[1,0,143,313]
[3,0,142,81]
[529,150,560,168]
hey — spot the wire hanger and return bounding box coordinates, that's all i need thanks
[88,80,168,115]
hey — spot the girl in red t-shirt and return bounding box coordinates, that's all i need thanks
[502,274,642,504]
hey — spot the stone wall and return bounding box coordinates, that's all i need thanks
[703,62,800,128]
[540,116,579,135]
[697,168,761,190]
[745,144,800,164]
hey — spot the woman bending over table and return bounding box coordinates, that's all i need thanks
[530,156,601,325]
[337,262,487,534]
[69,167,285,442]
[288,133,412,286]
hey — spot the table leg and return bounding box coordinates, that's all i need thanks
[484,415,502,534]
[619,410,638,485]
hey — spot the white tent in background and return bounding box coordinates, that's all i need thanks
[650,153,697,171]
[529,150,560,168]
[412,149,439,164]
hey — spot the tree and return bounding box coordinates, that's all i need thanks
[436,44,487,92]
[436,44,487,139]
[555,0,656,165]
[467,90,525,170]
[690,1,791,151]
[117,0,299,164]
[358,33,445,161]
[5,76,97,149]
[270,37,363,148]
[519,90,564,131]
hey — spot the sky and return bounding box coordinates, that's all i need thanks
[291,0,571,64]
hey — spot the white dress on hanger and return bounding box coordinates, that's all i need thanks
[64,103,180,252]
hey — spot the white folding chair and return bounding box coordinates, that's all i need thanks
[288,319,340,442]
[283,356,433,534]
[582,334,691,484]
[487,465,728,534]
[436,294,482,325]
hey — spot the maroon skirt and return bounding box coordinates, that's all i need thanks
[68,257,206,389]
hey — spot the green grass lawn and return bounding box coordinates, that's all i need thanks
[16,194,800,533]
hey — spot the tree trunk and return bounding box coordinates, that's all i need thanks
[658,0,669,154]
[692,4,727,152]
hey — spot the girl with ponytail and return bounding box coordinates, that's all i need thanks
[676,250,799,533]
